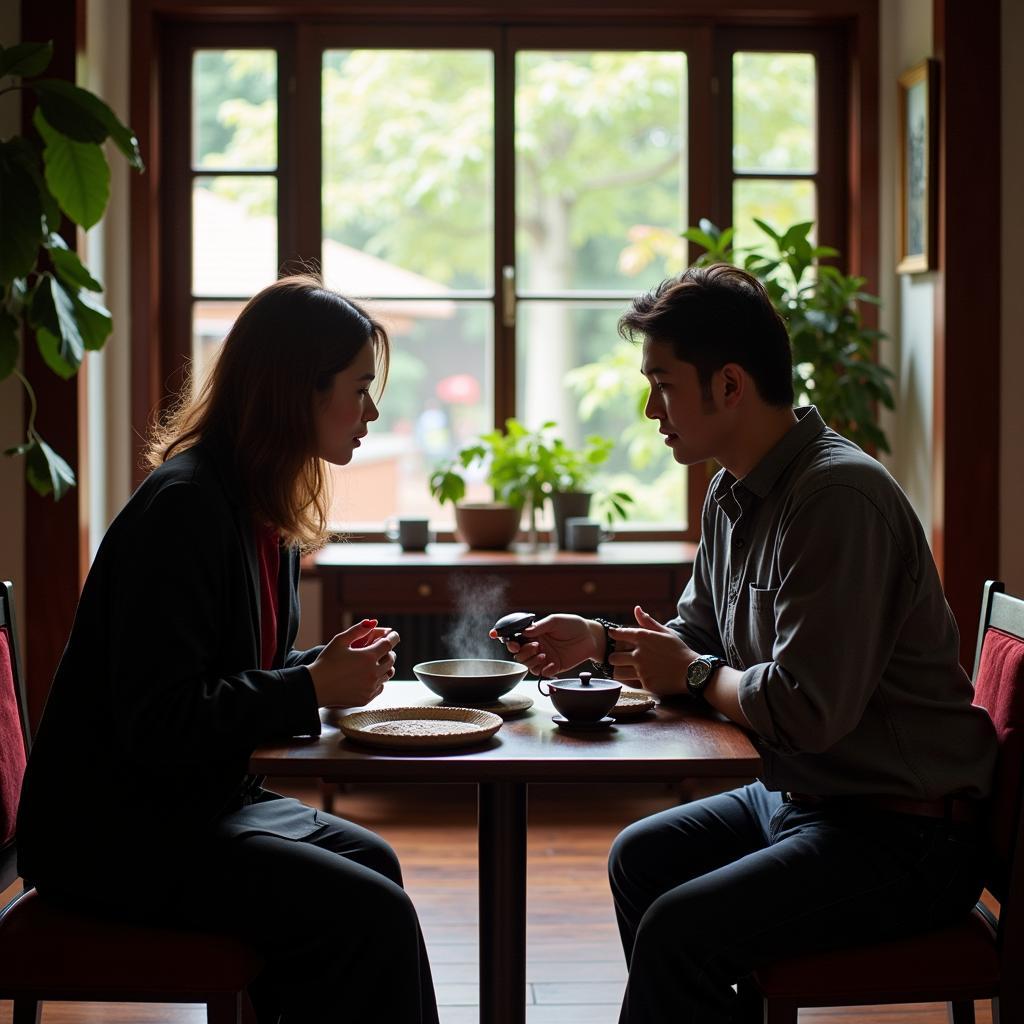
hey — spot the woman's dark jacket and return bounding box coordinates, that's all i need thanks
[16,445,323,889]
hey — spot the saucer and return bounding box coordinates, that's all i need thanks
[428,693,534,719]
[551,714,615,730]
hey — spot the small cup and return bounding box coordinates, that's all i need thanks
[565,518,613,553]
[385,517,431,552]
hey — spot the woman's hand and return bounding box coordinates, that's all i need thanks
[607,606,694,695]
[308,618,399,707]
[489,614,603,678]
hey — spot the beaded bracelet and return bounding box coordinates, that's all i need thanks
[591,616,620,678]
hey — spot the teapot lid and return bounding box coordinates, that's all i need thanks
[551,670,620,691]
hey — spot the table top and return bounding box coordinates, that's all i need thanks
[311,541,699,570]
[251,681,761,784]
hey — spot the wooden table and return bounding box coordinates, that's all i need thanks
[251,681,759,1024]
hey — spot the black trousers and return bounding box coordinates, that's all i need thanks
[42,796,439,1024]
[608,782,987,1024]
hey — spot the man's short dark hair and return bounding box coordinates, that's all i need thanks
[618,264,794,407]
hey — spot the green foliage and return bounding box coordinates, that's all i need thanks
[605,217,893,456]
[685,218,894,453]
[0,39,142,498]
[429,419,632,524]
[590,489,636,528]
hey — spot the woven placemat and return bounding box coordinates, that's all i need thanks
[611,689,658,719]
[339,706,502,750]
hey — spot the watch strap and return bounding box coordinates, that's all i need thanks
[686,654,726,698]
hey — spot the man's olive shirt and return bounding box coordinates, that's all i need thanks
[670,406,996,800]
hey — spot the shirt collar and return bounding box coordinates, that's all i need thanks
[714,406,827,507]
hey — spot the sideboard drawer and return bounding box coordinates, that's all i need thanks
[333,566,683,613]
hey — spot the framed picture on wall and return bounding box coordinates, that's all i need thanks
[897,59,938,274]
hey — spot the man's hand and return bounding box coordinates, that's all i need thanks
[607,606,696,695]
[308,619,399,707]
[489,614,603,678]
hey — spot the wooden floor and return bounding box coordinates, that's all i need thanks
[1,779,995,1023]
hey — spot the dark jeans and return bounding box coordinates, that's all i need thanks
[40,798,439,1024]
[608,782,987,1024]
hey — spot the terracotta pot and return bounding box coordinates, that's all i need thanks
[550,491,592,550]
[454,503,522,550]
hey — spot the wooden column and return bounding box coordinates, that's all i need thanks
[20,0,85,728]
[932,0,1002,667]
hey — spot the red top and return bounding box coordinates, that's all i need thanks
[255,522,281,670]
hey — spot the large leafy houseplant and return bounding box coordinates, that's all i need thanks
[0,40,143,498]
[681,218,894,453]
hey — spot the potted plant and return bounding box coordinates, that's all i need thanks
[428,422,525,551]
[429,419,633,550]
[0,41,144,498]
[681,218,895,452]
[545,433,634,549]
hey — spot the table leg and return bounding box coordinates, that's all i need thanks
[478,781,527,1024]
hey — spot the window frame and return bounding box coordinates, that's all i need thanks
[140,4,871,543]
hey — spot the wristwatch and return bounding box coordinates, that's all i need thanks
[686,654,726,697]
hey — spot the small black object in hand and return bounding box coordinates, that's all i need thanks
[492,611,537,643]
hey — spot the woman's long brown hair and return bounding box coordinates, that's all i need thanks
[146,275,389,550]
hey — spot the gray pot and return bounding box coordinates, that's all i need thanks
[550,491,591,549]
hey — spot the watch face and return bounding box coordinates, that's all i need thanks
[687,658,711,689]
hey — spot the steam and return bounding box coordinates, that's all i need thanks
[443,575,511,660]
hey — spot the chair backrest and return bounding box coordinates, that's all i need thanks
[0,582,30,891]
[970,580,1024,971]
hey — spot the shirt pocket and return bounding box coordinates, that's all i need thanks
[741,585,779,659]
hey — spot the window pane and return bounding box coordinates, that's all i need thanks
[327,300,493,525]
[733,52,815,173]
[192,176,278,296]
[193,50,277,169]
[732,178,816,253]
[322,50,494,294]
[191,299,240,395]
[516,302,685,528]
[515,51,687,294]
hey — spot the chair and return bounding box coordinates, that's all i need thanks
[742,579,1024,1024]
[0,581,264,1024]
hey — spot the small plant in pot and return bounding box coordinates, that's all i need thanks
[430,419,633,550]
[428,424,528,550]
[546,433,634,549]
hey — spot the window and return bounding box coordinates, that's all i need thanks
[160,19,847,537]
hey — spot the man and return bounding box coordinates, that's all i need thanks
[495,265,996,1023]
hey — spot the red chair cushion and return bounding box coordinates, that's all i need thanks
[753,907,999,1003]
[0,627,27,847]
[973,626,1024,886]
[0,889,263,999]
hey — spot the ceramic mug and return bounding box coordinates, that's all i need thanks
[385,517,431,552]
[565,518,613,552]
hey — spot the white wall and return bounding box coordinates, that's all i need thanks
[1001,0,1024,594]
[84,0,133,553]
[0,5,26,637]
[878,0,934,535]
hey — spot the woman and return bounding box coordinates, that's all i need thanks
[17,275,440,1023]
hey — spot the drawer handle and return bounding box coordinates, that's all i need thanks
[581,580,597,595]
[417,582,433,598]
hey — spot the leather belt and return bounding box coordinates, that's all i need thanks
[783,792,982,823]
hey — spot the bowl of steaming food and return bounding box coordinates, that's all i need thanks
[412,658,528,704]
